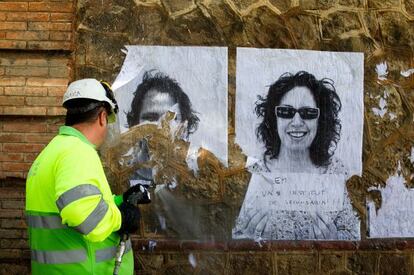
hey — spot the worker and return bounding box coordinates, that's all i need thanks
[26,79,141,274]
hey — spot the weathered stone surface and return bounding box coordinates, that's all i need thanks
[363,11,380,39]
[229,252,273,274]
[378,254,410,275]
[243,6,295,48]
[197,252,228,274]
[162,0,195,14]
[347,252,379,275]
[135,253,164,272]
[299,0,337,10]
[277,253,318,275]
[330,271,352,275]
[129,4,167,44]
[202,1,249,46]
[75,65,115,82]
[368,0,400,9]
[269,0,292,13]
[286,14,320,49]
[378,12,414,48]
[79,4,133,33]
[320,253,345,273]
[81,32,127,70]
[163,253,196,274]
[165,8,224,45]
[321,11,361,39]
[338,0,363,7]
[404,0,414,16]
[231,0,259,12]
[321,35,375,52]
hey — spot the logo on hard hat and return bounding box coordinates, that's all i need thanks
[63,90,81,101]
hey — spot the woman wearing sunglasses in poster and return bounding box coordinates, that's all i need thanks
[254,71,346,174]
[233,71,359,240]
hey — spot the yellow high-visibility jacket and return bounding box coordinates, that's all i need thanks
[26,126,133,275]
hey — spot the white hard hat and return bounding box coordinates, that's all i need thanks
[63,78,118,123]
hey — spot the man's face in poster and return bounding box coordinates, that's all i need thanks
[125,71,200,183]
[138,89,182,124]
[127,71,199,138]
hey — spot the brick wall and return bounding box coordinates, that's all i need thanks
[0,0,73,179]
[0,186,29,275]
[0,1,73,50]
[0,1,74,273]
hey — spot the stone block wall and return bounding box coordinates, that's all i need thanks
[1,0,414,274]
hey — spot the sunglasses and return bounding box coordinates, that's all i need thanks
[275,106,320,120]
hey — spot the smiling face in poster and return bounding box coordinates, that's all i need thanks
[276,87,319,152]
[255,71,343,174]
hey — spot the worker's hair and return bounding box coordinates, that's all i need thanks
[64,99,111,126]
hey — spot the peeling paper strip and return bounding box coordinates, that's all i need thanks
[245,156,259,168]
[375,62,388,80]
[188,253,197,268]
[368,172,414,238]
[372,97,387,118]
[186,146,200,173]
[112,59,145,91]
[401,68,414,77]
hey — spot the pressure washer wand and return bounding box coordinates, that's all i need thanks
[113,232,129,275]
[113,183,152,275]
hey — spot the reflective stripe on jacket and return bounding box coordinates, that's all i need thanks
[26,126,133,275]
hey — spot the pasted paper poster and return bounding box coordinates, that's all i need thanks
[110,46,228,239]
[112,46,228,169]
[233,48,364,240]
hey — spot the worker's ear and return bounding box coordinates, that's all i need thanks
[98,109,107,127]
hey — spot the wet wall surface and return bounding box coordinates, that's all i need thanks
[79,0,414,242]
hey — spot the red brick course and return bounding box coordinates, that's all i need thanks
[0,117,63,178]
[0,1,73,50]
[0,54,71,119]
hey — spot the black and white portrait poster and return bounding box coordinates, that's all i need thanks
[233,48,363,240]
[111,46,228,172]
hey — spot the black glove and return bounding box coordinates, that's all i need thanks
[123,184,151,205]
[118,202,140,235]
